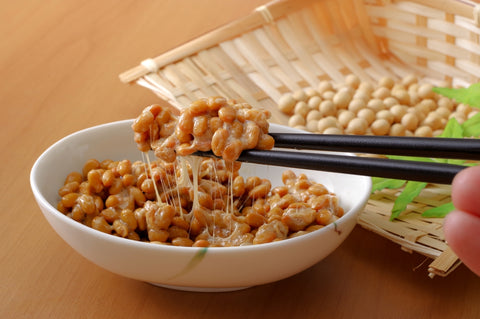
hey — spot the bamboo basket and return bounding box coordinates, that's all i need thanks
[120,0,480,277]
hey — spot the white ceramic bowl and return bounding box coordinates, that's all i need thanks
[30,120,371,292]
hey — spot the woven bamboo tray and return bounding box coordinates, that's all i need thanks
[361,183,461,277]
[120,0,480,277]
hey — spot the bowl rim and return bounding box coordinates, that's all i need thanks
[30,119,372,253]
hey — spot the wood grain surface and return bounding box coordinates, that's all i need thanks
[2,1,480,318]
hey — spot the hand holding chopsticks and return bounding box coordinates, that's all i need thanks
[195,134,480,184]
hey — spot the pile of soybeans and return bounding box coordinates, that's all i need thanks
[278,74,477,137]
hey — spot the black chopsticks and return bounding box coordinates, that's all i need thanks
[193,134,479,184]
[195,150,464,184]
[269,133,480,160]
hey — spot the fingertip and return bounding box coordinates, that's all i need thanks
[444,210,480,276]
[452,166,480,217]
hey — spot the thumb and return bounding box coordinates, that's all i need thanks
[444,210,480,276]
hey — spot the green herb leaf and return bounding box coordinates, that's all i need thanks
[439,117,463,138]
[432,82,480,108]
[387,154,436,163]
[373,83,479,221]
[462,112,480,137]
[464,162,479,167]
[371,177,406,193]
[437,118,467,165]
[421,202,455,218]
[390,181,428,220]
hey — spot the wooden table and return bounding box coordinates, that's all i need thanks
[2,1,480,318]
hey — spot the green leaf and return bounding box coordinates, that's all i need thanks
[433,82,480,108]
[462,112,480,137]
[387,154,436,163]
[370,83,480,220]
[390,181,428,220]
[464,162,479,167]
[421,202,455,218]
[439,117,463,138]
[435,118,467,165]
[446,158,467,166]
[371,177,406,193]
